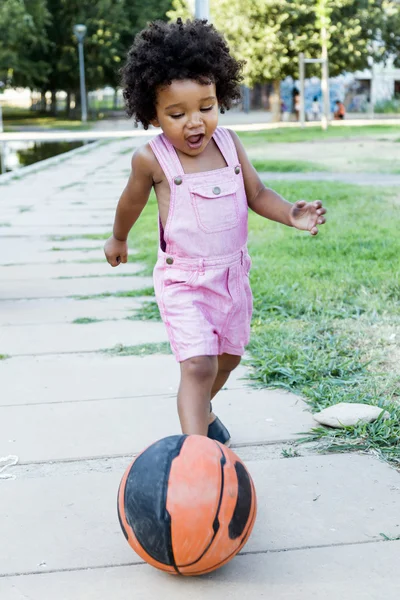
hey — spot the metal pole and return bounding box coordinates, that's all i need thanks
[78,41,88,123]
[299,53,306,128]
[370,60,375,120]
[0,144,5,174]
[195,0,210,20]
[320,4,330,130]
[0,102,5,174]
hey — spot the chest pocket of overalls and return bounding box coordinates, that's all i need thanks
[189,180,239,234]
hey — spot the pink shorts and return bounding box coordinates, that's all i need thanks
[153,249,253,362]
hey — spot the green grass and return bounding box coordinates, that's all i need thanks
[119,147,135,155]
[237,125,400,144]
[0,354,10,360]
[281,447,300,458]
[56,272,138,280]
[252,159,329,173]
[245,180,400,465]
[59,182,84,191]
[49,233,110,242]
[2,108,92,131]
[70,156,400,464]
[72,317,102,324]
[51,246,102,253]
[126,191,159,272]
[72,287,154,300]
[127,301,161,321]
[0,223,11,227]
[102,342,171,356]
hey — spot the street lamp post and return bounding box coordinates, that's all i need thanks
[195,0,210,20]
[73,24,88,123]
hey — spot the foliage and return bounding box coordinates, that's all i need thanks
[374,98,400,113]
[380,0,400,67]
[0,0,50,87]
[1,0,174,96]
[168,1,398,84]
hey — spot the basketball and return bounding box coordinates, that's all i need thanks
[117,434,257,576]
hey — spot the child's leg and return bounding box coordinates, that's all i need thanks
[178,356,219,435]
[210,354,241,421]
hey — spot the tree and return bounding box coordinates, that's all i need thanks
[380,0,400,67]
[30,0,174,113]
[36,0,130,113]
[168,0,397,117]
[0,0,50,88]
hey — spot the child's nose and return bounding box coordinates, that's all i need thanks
[187,112,203,127]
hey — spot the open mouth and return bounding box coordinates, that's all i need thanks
[186,134,205,149]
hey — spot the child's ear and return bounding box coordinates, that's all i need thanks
[151,118,161,128]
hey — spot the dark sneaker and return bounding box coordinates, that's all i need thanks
[208,414,231,446]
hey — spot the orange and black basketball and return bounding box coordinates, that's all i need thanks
[117,434,257,576]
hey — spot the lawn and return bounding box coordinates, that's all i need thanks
[127,180,400,464]
[236,124,400,144]
[251,159,329,172]
[2,108,94,130]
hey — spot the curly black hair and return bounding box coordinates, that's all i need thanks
[121,18,245,129]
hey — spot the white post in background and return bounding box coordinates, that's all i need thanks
[195,0,210,20]
[319,4,330,130]
[299,53,306,128]
[368,57,375,120]
[0,81,5,174]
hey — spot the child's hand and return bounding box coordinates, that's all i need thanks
[104,235,128,267]
[289,200,327,236]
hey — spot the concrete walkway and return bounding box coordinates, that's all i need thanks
[1,140,400,599]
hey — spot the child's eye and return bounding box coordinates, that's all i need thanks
[201,106,214,112]
[170,114,184,119]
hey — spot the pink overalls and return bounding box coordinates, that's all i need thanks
[150,126,252,362]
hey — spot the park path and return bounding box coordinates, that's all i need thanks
[1,139,400,599]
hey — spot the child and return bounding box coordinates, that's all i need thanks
[334,100,346,120]
[104,19,327,445]
[312,96,320,121]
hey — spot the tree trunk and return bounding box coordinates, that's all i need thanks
[40,91,47,112]
[50,90,57,115]
[270,80,282,122]
[66,91,71,117]
[113,88,118,110]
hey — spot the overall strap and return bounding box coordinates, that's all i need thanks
[149,134,184,184]
[213,127,240,168]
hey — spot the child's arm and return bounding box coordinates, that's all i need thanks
[104,145,154,267]
[229,130,326,235]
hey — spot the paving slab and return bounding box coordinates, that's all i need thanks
[0,455,399,577]
[0,354,249,405]
[0,319,166,356]
[0,274,152,300]
[1,250,105,265]
[0,297,145,326]
[0,262,141,281]
[0,389,317,460]
[12,211,114,227]
[0,238,104,265]
[2,542,399,600]
[2,225,112,237]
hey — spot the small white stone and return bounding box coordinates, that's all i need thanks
[314,402,390,428]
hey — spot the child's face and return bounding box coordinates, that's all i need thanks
[152,79,219,156]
